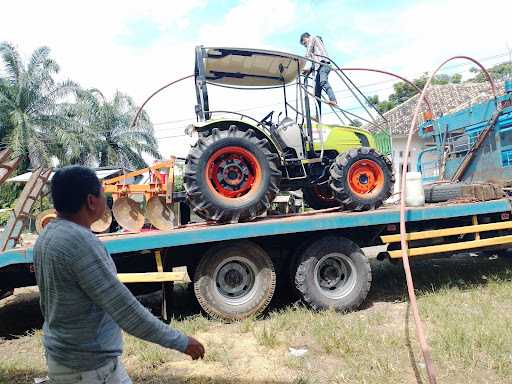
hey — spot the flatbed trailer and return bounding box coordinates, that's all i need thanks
[1,198,512,321]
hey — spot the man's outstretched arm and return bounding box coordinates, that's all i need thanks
[71,240,204,359]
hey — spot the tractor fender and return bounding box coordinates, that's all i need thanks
[192,119,284,166]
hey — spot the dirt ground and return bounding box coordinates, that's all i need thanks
[2,253,512,383]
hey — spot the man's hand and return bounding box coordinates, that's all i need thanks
[184,336,205,360]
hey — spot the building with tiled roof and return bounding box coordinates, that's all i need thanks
[373,81,506,197]
[371,81,505,136]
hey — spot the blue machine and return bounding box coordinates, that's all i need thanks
[417,80,512,184]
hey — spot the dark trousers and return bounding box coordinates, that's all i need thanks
[314,63,337,116]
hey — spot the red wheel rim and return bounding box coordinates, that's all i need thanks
[347,159,384,197]
[206,146,262,199]
[312,184,336,203]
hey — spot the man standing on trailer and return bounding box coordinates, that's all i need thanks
[33,166,205,383]
[300,32,337,115]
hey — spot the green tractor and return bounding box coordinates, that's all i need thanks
[184,46,394,222]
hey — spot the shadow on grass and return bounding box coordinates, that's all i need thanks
[367,253,512,305]
[1,369,292,384]
[404,302,424,384]
[2,253,512,337]
[165,253,512,320]
[0,289,42,339]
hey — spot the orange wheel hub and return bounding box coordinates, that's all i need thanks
[206,146,261,198]
[347,159,384,197]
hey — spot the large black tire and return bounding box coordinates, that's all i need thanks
[424,183,465,203]
[302,184,340,210]
[184,125,281,222]
[423,183,503,203]
[193,241,276,321]
[329,147,394,211]
[294,236,371,311]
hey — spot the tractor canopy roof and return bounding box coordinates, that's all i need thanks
[198,47,306,87]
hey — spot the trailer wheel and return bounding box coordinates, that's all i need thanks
[184,125,281,223]
[295,236,371,311]
[329,147,394,211]
[193,241,276,321]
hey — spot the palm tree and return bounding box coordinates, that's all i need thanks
[0,42,80,170]
[75,89,161,168]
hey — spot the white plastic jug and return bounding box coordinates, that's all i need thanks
[405,172,425,207]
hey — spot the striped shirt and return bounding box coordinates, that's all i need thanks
[33,218,188,371]
[305,36,330,70]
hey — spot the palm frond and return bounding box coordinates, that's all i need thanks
[0,42,23,84]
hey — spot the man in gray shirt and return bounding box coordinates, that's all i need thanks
[34,166,205,383]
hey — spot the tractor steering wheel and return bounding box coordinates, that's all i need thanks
[259,111,274,127]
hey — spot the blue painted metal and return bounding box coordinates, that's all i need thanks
[505,80,512,94]
[1,199,511,269]
[417,85,512,183]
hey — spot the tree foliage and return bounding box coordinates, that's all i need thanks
[368,72,465,114]
[0,42,161,173]
[0,42,79,170]
[67,89,161,168]
[469,62,512,83]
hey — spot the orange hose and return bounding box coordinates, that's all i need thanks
[130,74,194,128]
[400,55,496,384]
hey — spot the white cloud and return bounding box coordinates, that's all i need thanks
[197,0,297,47]
[1,0,511,159]
[339,0,512,77]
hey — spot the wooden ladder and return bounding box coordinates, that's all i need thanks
[0,149,21,185]
[0,168,51,252]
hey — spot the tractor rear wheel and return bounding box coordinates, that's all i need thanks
[184,125,281,222]
[302,184,340,210]
[329,147,394,211]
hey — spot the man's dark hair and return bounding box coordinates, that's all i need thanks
[51,166,101,215]
[300,32,310,45]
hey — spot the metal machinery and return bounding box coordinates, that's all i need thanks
[417,80,512,184]
[31,160,179,234]
[102,159,177,232]
[185,46,394,223]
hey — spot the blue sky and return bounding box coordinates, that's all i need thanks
[116,0,417,64]
[1,0,511,157]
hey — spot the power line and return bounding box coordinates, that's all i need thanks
[150,51,510,129]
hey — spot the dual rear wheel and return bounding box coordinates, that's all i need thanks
[192,236,370,321]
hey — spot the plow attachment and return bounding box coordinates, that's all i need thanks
[112,196,145,232]
[91,207,113,233]
[103,158,178,232]
[146,196,175,231]
[35,209,57,234]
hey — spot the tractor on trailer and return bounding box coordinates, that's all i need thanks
[184,46,394,222]
[2,198,512,321]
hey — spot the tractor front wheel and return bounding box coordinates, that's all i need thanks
[184,125,281,222]
[329,147,394,211]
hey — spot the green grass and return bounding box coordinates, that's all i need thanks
[2,255,512,383]
[172,314,213,335]
[254,323,281,348]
